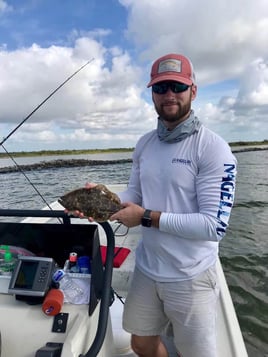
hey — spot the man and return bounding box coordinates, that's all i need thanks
[109,53,237,357]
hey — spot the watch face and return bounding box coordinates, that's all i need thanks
[141,217,152,227]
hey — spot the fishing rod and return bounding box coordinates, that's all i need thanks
[1,59,94,146]
[1,59,94,215]
[1,143,54,211]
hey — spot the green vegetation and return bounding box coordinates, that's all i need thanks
[0,141,267,158]
[229,140,268,147]
[0,147,134,158]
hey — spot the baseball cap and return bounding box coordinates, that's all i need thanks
[147,53,195,87]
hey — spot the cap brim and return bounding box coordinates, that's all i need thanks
[147,74,193,87]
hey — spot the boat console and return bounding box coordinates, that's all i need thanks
[0,209,116,357]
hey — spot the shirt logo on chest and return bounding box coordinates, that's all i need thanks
[172,158,192,165]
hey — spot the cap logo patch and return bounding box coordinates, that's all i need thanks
[158,59,182,74]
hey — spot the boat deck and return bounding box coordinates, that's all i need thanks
[0,191,248,356]
[102,221,248,357]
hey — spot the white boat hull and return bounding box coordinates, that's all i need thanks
[0,184,248,357]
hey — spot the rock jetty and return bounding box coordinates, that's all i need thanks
[0,158,132,174]
[1,146,267,174]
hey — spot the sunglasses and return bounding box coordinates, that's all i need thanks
[152,82,190,94]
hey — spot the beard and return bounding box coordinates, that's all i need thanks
[153,96,192,123]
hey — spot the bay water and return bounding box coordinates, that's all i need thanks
[0,149,267,356]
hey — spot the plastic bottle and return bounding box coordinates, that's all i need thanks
[52,269,84,304]
[0,246,16,275]
[69,252,80,273]
[78,256,91,274]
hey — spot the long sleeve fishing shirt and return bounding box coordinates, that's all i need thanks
[118,124,237,281]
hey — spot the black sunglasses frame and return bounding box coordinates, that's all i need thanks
[152,81,190,94]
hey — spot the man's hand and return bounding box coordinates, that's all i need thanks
[110,202,145,228]
[85,182,97,189]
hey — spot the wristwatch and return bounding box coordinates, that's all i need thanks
[141,209,152,227]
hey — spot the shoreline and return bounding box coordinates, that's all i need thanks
[0,148,133,159]
[0,141,268,159]
[231,145,268,153]
[0,146,267,174]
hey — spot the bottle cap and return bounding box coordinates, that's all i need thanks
[52,269,65,283]
[69,252,78,263]
[4,246,12,262]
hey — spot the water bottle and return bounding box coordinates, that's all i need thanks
[52,269,84,304]
[0,246,16,275]
[78,256,91,274]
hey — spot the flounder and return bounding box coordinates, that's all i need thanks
[58,184,122,222]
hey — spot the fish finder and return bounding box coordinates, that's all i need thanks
[8,256,55,297]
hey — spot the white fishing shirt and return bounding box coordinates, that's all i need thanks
[118,124,237,281]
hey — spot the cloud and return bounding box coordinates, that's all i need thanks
[118,0,268,142]
[236,58,268,107]
[195,58,268,141]
[0,36,155,150]
[217,58,268,117]
[1,0,268,151]
[0,0,12,14]
[121,0,268,84]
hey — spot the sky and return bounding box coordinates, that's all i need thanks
[0,0,268,152]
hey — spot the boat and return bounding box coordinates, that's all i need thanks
[0,184,248,357]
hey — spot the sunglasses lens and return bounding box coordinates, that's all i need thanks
[152,83,168,94]
[152,82,190,94]
[172,83,189,93]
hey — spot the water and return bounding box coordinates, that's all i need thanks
[1,152,133,209]
[219,150,268,356]
[0,150,267,356]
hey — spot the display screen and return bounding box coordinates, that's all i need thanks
[14,261,39,290]
[9,256,55,296]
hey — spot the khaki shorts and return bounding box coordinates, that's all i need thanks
[123,265,219,357]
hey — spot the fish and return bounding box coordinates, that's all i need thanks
[58,184,122,222]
